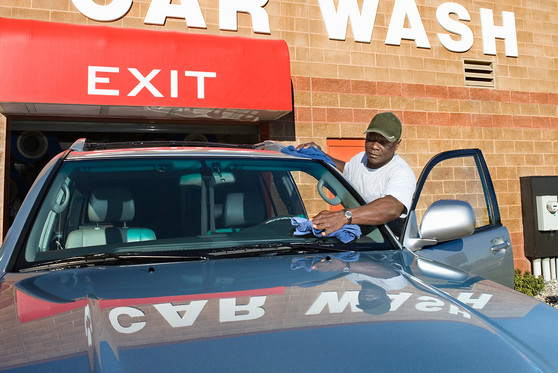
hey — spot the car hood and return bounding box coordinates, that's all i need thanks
[1,250,557,372]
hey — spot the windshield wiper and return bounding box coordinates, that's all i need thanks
[206,242,356,258]
[20,252,209,272]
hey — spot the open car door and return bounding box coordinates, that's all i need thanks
[402,149,514,288]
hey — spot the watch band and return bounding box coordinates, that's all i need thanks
[343,209,353,225]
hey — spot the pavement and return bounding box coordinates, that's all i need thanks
[535,280,558,308]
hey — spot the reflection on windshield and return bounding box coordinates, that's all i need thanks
[22,156,390,267]
[292,251,406,315]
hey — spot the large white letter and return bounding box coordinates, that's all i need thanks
[305,291,360,315]
[415,296,444,312]
[145,0,206,28]
[436,2,473,53]
[457,293,492,309]
[154,301,207,327]
[220,296,267,322]
[171,70,179,98]
[480,8,518,57]
[88,66,119,96]
[448,305,471,318]
[385,0,430,48]
[318,0,379,43]
[109,307,146,334]
[72,0,132,21]
[448,293,492,319]
[185,71,217,99]
[219,0,270,34]
[387,292,413,311]
[128,68,163,97]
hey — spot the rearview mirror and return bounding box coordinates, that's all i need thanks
[180,172,235,186]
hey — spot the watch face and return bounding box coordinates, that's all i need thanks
[344,210,353,219]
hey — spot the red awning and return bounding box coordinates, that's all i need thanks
[0,18,292,121]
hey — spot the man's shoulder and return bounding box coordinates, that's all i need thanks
[390,154,412,170]
[384,155,416,181]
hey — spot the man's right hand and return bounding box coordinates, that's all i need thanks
[311,210,347,236]
[296,142,322,150]
[295,142,346,171]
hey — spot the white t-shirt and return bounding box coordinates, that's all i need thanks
[342,152,416,217]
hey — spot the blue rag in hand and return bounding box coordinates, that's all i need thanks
[280,145,337,168]
[290,251,361,272]
[290,217,361,244]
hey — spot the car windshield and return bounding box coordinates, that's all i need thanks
[21,155,393,267]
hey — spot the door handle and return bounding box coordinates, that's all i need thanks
[491,238,510,256]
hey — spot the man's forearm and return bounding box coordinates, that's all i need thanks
[311,195,406,235]
[330,157,346,171]
[350,195,405,226]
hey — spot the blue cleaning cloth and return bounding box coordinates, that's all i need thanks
[290,251,361,272]
[280,145,337,168]
[290,217,361,244]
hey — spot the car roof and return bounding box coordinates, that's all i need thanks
[64,139,296,160]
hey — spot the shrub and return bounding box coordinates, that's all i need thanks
[514,269,545,297]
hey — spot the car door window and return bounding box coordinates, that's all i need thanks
[414,156,491,230]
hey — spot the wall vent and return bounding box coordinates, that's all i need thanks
[464,59,494,88]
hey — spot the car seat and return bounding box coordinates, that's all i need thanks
[223,192,266,229]
[65,187,156,248]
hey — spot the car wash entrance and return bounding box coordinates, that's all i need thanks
[0,17,292,229]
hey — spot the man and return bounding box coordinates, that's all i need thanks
[297,112,416,237]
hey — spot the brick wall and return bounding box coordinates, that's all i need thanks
[2,0,556,93]
[293,77,558,270]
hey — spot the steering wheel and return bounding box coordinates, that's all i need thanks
[262,215,298,225]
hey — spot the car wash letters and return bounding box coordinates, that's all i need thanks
[71,0,519,57]
[103,290,493,335]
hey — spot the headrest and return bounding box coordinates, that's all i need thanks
[88,187,135,223]
[224,192,265,227]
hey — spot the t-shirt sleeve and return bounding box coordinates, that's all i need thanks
[384,164,416,216]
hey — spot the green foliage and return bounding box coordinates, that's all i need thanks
[514,269,545,297]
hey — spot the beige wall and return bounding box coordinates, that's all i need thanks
[1,0,557,270]
[1,1,556,91]
[291,76,558,271]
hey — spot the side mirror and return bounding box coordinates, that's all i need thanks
[403,200,475,252]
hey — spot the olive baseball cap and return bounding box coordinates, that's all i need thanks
[364,112,402,143]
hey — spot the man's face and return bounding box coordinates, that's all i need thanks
[364,132,400,169]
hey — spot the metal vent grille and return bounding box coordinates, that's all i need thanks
[464,60,494,88]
